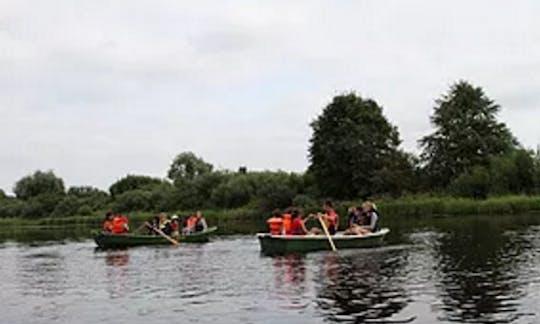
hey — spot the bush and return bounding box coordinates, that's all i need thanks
[451,166,490,199]
[13,170,65,200]
[76,205,93,216]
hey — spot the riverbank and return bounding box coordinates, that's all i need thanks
[1,195,540,234]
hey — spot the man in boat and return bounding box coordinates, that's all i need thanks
[183,211,201,235]
[111,213,129,234]
[267,209,283,235]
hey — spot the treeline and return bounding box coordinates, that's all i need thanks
[1,80,540,218]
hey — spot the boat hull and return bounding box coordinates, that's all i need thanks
[94,227,218,249]
[257,228,389,255]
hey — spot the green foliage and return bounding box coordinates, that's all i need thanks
[109,175,164,197]
[420,81,516,188]
[451,166,491,199]
[13,170,65,200]
[308,93,404,199]
[168,152,213,183]
[113,189,152,212]
[0,189,6,200]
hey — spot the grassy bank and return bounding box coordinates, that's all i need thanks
[2,195,540,234]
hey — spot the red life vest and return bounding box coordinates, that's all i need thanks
[267,217,283,235]
[282,214,292,235]
[112,216,127,234]
[290,217,305,235]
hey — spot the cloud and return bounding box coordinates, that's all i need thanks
[1,0,539,192]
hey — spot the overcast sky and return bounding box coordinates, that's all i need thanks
[1,0,539,193]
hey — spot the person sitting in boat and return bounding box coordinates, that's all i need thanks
[282,207,293,235]
[194,210,208,232]
[111,213,129,234]
[290,209,309,235]
[314,201,339,235]
[267,209,283,235]
[291,209,320,235]
[103,212,114,233]
[183,213,198,235]
[360,201,379,233]
[170,215,180,237]
[159,213,172,235]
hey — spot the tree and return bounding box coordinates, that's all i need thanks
[109,175,164,197]
[13,170,65,200]
[419,81,516,188]
[308,93,402,199]
[167,152,213,183]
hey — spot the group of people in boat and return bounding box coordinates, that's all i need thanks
[102,210,208,237]
[266,201,379,236]
[102,212,130,234]
[148,211,208,237]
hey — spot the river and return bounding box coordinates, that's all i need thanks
[0,214,539,324]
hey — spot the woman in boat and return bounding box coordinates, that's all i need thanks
[183,213,198,235]
[194,210,208,232]
[102,212,114,233]
[360,201,379,233]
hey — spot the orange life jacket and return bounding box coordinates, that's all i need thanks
[187,216,198,228]
[267,217,283,235]
[112,216,127,234]
[103,220,113,232]
[282,214,292,235]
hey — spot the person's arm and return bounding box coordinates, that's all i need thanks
[201,218,208,229]
[368,213,378,231]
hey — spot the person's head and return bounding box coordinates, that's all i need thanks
[195,210,202,218]
[362,202,373,213]
[354,206,363,215]
[272,209,282,218]
[324,201,333,212]
[104,212,113,221]
[284,207,293,214]
[171,215,179,223]
[159,212,168,222]
[291,209,302,219]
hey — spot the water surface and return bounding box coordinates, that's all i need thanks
[0,214,539,324]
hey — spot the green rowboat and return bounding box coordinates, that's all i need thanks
[94,226,218,249]
[257,228,390,255]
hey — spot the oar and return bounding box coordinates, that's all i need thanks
[318,215,337,252]
[145,222,179,246]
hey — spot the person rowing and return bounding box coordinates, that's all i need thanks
[291,209,320,235]
[309,201,339,235]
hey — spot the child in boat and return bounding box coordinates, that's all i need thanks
[111,213,129,234]
[309,201,339,235]
[267,209,283,235]
[290,209,319,235]
[170,215,180,237]
[102,212,114,233]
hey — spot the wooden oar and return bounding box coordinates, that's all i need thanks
[318,215,337,252]
[145,222,179,246]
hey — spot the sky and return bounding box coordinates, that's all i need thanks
[1,0,539,193]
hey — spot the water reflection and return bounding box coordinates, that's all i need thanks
[433,218,531,323]
[104,250,131,299]
[315,248,410,323]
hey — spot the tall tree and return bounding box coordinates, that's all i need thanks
[167,152,213,184]
[419,81,516,188]
[308,93,402,199]
[13,170,65,200]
